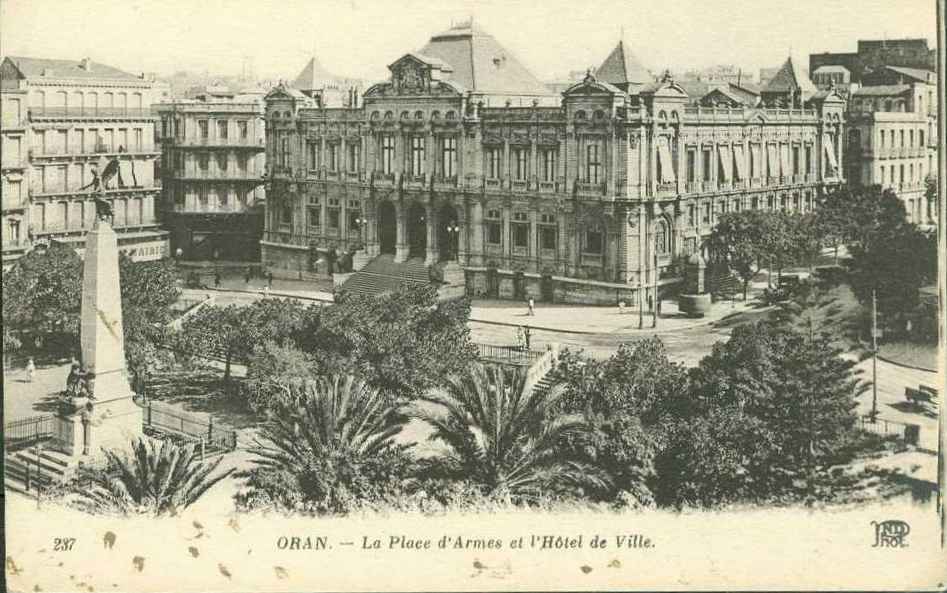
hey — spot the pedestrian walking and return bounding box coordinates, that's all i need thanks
[527,297,535,316]
[214,270,222,288]
[25,357,36,383]
[244,266,252,284]
[267,271,274,288]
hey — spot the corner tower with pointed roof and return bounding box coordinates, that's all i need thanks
[595,38,653,93]
[761,56,817,108]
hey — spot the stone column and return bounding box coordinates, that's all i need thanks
[424,204,438,265]
[394,201,409,262]
[468,200,484,266]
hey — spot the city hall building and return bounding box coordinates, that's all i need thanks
[261,22,846,304]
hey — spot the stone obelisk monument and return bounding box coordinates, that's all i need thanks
[58,213,142,458]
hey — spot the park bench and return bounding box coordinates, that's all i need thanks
[905,385,938,407]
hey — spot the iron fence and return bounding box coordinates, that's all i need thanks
[858,416,920,446]
[475,343,543,366]
[4,415,57,452]
[144,402,238,455]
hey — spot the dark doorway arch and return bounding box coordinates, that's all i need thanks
[407,202,426,259]
[378,201,396,255]
[438,203,459,261]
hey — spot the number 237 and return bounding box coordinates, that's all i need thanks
[53,538,76,551]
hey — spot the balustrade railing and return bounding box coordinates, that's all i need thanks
[29,107,154,119]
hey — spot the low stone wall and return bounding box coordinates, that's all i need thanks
[465,268,644,305]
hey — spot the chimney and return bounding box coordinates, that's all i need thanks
[80,57,92,71]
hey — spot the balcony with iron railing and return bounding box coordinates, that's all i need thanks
[575,180,606,196]
[485,177,503,191]
[510,178,529,192]
[432,175,458,190]
[29,107,156,119]
[173,137,265,150]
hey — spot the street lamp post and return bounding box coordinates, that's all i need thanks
[870,289,879,423]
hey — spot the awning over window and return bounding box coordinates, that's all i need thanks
[779,144,791,177]
[657,138,676,183]
[824,135,838,173]
[717,144,733,181]
[118,160,135,188]
[766,144,779,178]
[732,145,746,180]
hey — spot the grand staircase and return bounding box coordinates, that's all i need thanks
[340,254,432,298]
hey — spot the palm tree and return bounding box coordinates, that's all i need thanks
[77,438,233,516]
[236,374,412,514]
[413,363,610,503]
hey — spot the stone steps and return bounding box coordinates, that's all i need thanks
[4,447,78,493]
[341,254,431,298]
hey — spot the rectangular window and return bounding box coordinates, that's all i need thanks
[542,149,557,182]
[410,136,425,176]
[585,143,601,183]
[513,148,528,181]
[308,142,319,170]
[380,135,395,175]
[487,148,502,179]
[486,209,501,245]
[702,149,712,181]
[280,202,292,225]
[702,202,711,224]
[199,120,208,139]
[539,214,557,250]
[328,209,340,230]
[217,153,227,172]
[688,204,696,227]
[512,211,529,248]
[198,153,209,171]
[348,142,360,172]
[441,136,457,178]
[329,143,339,171]
[238,120,248,139]
[135,128,143,151]
[280,137,289,166]
[687,149,697,183]
[237,154,248,173]
[217,120,228,140]
[792,146,800,174]
[585,228,603,254]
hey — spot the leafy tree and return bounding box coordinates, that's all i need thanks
[789,212,824,272]
[550,339,689,507]
[235,374,414,515]
[706,210,770,299]
[413,363,610,503]
[1,242,82,354]
[177,298,306,384]
[244,341,322,412]
[299,285,477,401]
[849,222,937,331]
[119,255,180,394]
[75,438,233,516]
[676,321,863,504]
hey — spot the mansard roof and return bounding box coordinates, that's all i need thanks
[3,55,140,80]
[762,56,817,95]
[415,21,551,95]
[595,39,652,87]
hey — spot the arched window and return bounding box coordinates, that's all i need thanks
[445,110,456,120]
[655,219,669,255]
[384,110,394,119]
[430,110,440,120]
[574,110,587,121]
[414,110,424,119]
[593,109,605,120]
[370,111,380,120]
[400,110,410,119]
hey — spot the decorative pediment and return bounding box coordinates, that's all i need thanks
[264,82,304,102]
[563,71,624,97]
[386,53,456,95]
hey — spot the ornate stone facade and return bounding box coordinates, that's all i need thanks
[262,24,846,303]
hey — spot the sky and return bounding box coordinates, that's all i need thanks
[0,0,938,83]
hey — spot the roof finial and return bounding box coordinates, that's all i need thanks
[584,68,596,84]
